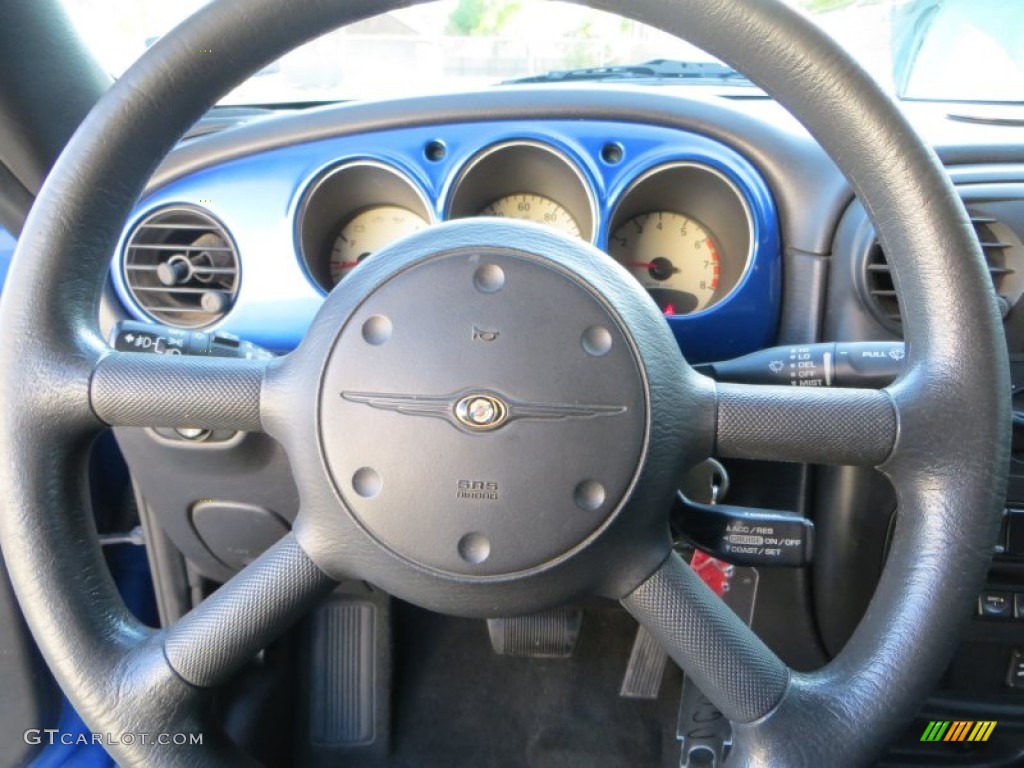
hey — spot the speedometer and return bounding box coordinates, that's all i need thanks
[609,212,720,315]
[478,194,581,238]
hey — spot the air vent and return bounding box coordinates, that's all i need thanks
[122,206,239,328]
[865,213,1023,329]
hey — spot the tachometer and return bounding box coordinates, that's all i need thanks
[330,205,428,285]
[478,193,581,238]
[609,212,720,315]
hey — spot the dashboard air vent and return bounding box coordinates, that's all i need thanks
[122,206,239,328]
[865,213,1021,328]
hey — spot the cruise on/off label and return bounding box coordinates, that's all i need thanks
[721,520,807,566]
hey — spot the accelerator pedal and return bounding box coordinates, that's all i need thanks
[620,625,670,699]
[487,607,582,658]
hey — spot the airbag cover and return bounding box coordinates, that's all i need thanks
[319,248,648,576]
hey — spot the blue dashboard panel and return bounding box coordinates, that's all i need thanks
[111,121,781,362]
[0,226,15,290]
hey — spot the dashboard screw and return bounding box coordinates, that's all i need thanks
[425,140,447,162]
[601,142,624,165]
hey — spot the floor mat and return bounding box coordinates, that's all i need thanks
[389,599,683,768]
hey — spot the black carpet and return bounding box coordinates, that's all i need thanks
[388,599,683,768]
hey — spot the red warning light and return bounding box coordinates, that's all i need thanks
[663,304,676,316]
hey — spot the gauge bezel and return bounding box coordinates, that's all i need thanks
[446,140,598,242]
[607,162,755,315]
[296,159,435,292]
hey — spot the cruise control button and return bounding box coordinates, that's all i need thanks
[979,591,1013,619]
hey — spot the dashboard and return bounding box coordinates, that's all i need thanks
[110,115,781,363]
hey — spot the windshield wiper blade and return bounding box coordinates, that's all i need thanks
[502,59,752,86]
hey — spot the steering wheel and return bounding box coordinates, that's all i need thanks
[0,0,1008,765]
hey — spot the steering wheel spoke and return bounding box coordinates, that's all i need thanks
[162,533,336,689]
[714,382,897,466]
[622,552,790,724]
[89,350,267,432]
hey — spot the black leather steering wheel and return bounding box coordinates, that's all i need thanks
[0,0,1009,765]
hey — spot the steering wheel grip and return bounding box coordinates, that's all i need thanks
[0,1,1008,766]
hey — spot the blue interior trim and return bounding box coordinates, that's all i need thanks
[0,227,15,288]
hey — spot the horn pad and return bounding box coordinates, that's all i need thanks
[319,247,648,577]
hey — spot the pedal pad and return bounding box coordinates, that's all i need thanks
[487,606,582,658]
[296,586,390,765]
[620,625,669,699]
[309,598,378,745]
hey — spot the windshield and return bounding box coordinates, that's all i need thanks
[59,0,1023,105]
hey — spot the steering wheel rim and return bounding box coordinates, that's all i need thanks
[0,0,1009,765]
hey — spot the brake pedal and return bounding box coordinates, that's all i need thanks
[487,606,582,658]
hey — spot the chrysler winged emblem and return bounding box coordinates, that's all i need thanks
[340,388,626,433]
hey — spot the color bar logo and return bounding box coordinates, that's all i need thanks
[920,721,996,743]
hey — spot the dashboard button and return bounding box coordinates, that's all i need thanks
[994,508,1009,555]
[1006,649,1024,689]
[979,591,1014,619]
[1006,510,1024,556]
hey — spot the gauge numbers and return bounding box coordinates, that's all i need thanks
[330,205,428,285]
[478,193,581,238]
[610,212,720,315]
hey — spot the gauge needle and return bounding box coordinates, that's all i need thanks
[626,259,680,274]
[336,252,373,270]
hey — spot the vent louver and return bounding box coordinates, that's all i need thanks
[865,213,1016,328]
[122,206,239,328]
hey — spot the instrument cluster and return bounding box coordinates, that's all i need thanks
[297,139,754,317]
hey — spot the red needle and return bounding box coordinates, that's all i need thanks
[626,260,657,269]
[335,251,373,271]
